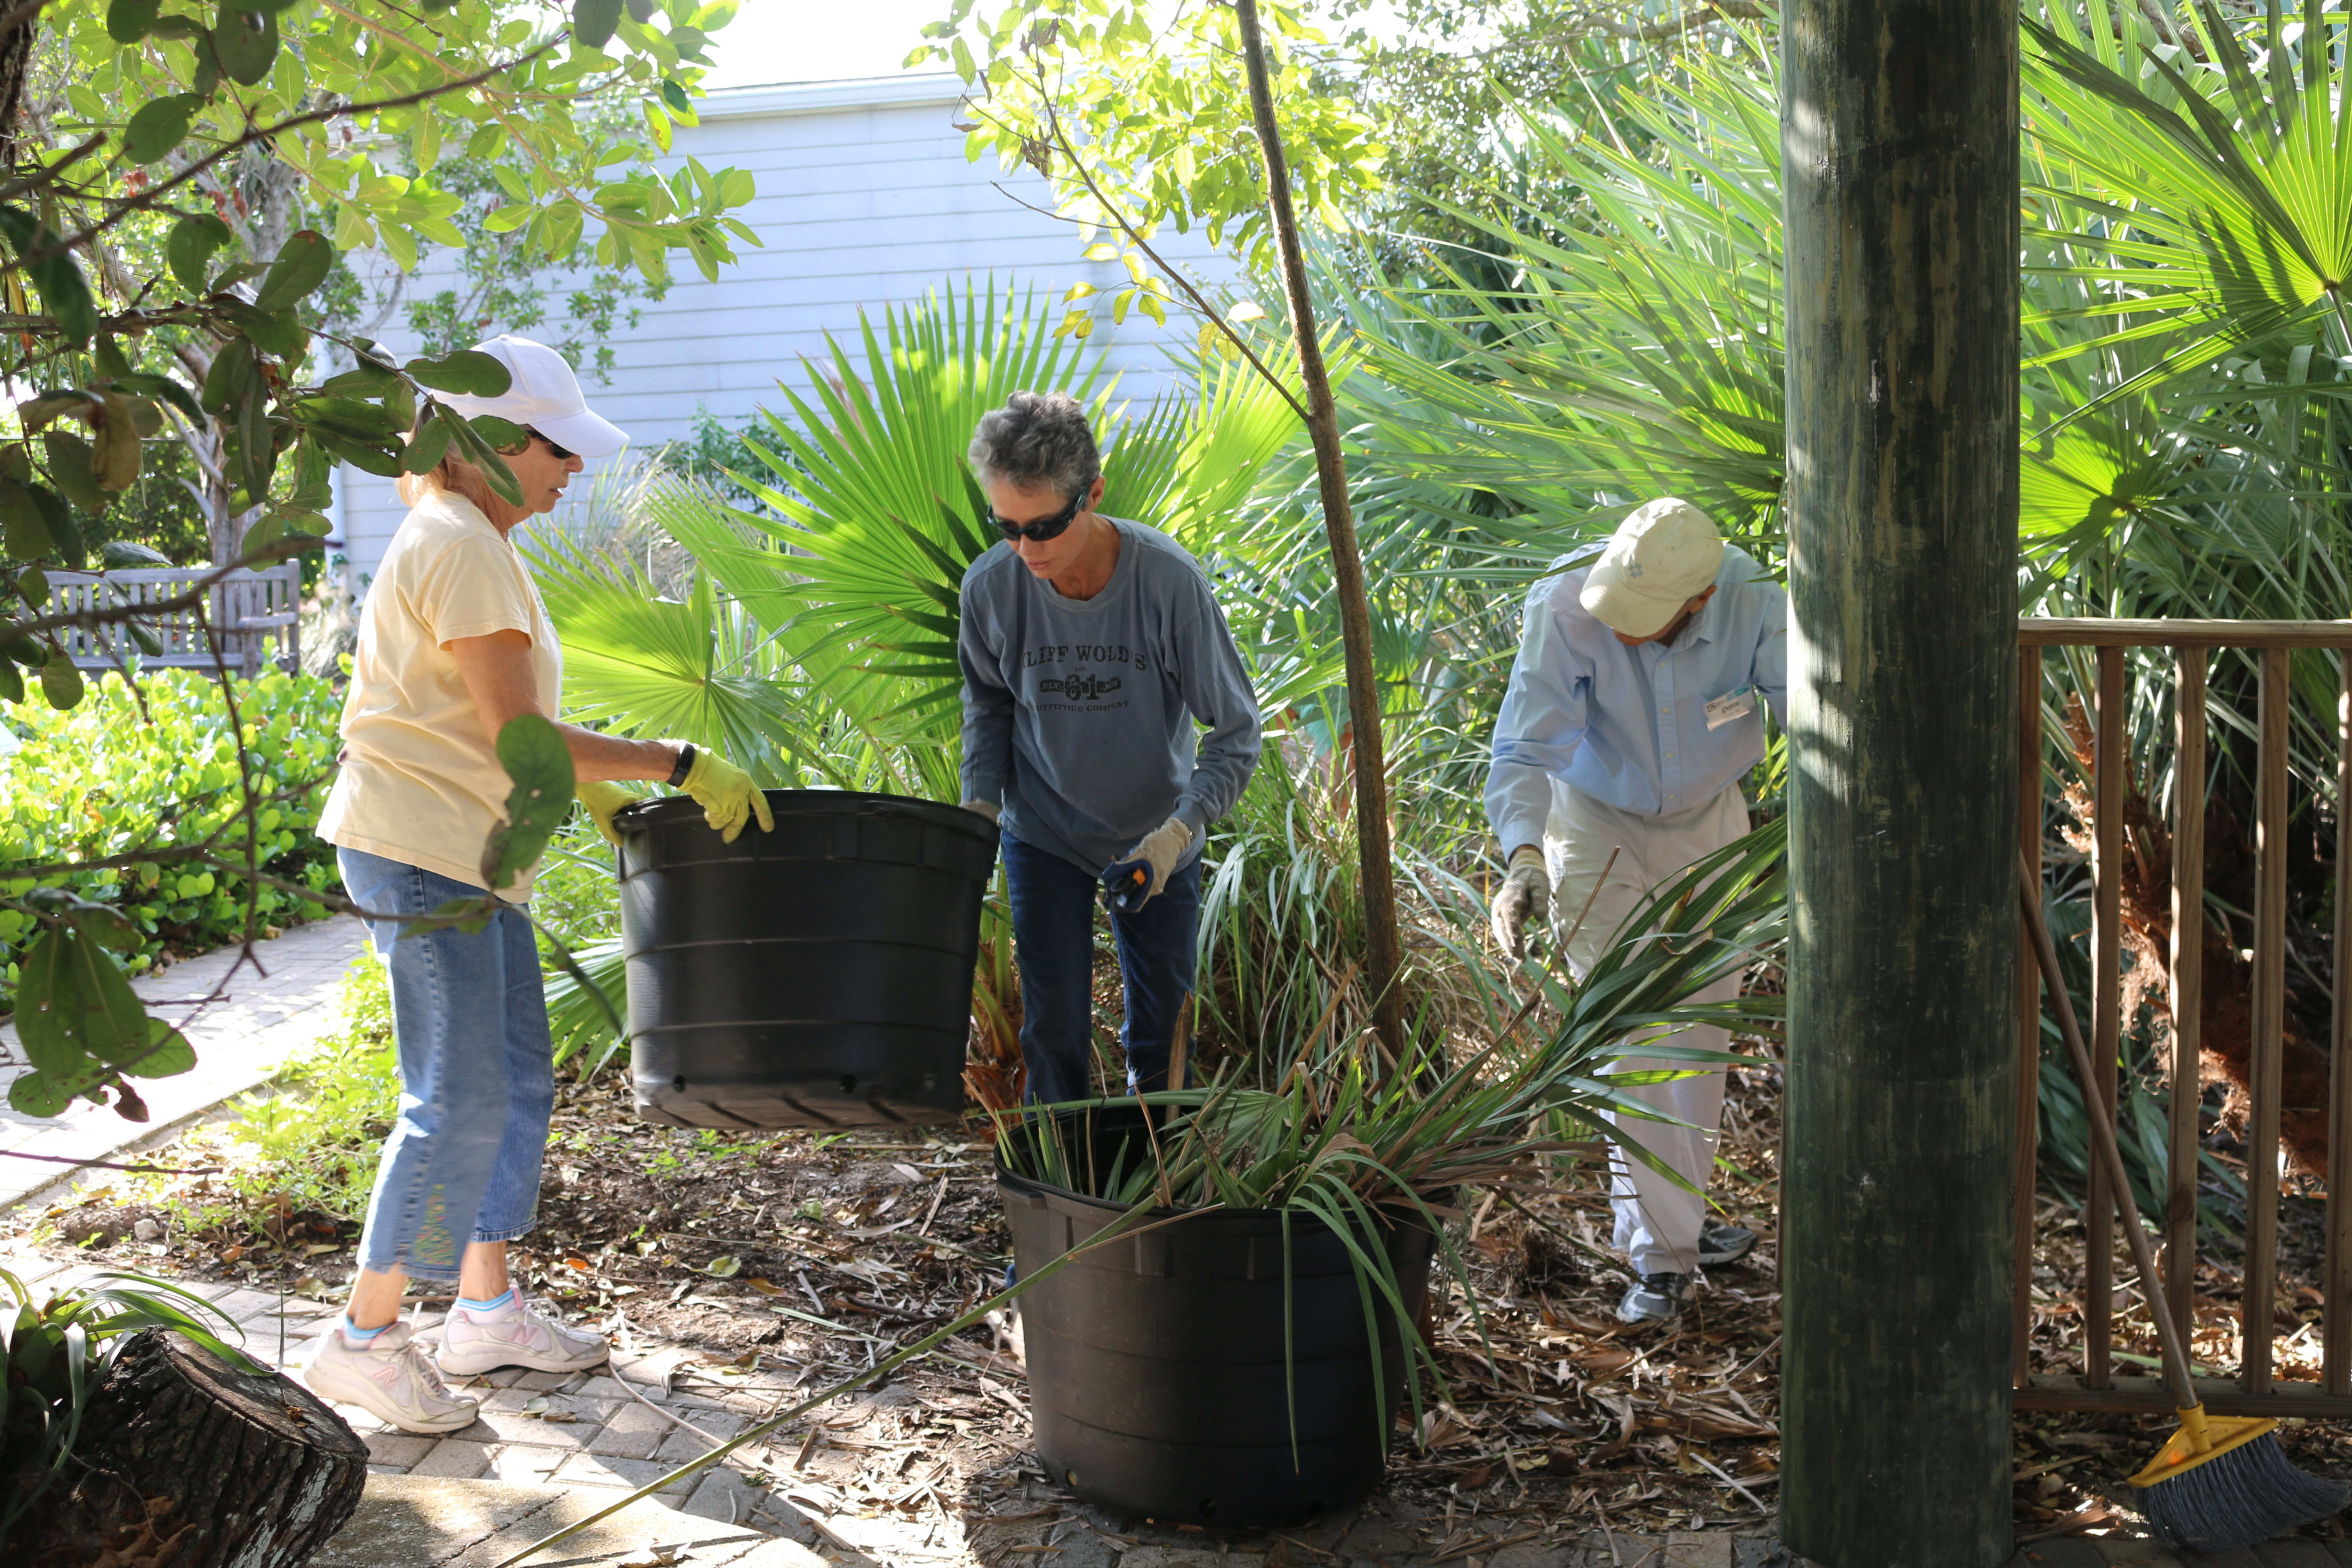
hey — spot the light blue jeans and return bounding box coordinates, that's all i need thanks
[338,848,554,1282]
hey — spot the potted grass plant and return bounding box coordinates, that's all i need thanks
[992,821,1789,1527]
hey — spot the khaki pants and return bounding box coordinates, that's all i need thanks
[1544,780,1749,1278]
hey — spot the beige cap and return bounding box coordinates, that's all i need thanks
[1578,498,1725,638]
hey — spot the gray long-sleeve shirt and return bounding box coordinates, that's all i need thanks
[957,517,1263,876]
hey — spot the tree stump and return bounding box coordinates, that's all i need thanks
[6,1328,367,1568]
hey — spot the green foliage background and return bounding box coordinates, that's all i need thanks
[0,668,342,1010]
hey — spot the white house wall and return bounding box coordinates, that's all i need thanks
[335,74,1240,589]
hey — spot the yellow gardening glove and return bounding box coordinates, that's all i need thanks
[681,747,774,844]
[576,781,637,848]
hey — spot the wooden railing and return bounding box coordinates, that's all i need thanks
[2016,618,2352,1415]
[50,562,302,678]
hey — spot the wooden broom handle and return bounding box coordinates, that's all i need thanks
[2017,848,2204,1406]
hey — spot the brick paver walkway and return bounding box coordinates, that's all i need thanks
[5,1240,2346,1566]
[0,915,369,1208]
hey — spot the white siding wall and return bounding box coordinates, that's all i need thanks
[335,74,1238,588]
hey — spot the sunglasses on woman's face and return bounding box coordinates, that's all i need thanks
[527,428,578,462]
[991,490,1086,544]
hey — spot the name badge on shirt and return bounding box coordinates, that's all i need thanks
[1704,688,1756,730]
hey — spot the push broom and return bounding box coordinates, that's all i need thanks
[2019,849,2348,1549]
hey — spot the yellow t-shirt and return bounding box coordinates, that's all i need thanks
[317,490,564,900]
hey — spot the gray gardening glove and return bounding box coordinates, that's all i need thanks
[1489,845,1550,960]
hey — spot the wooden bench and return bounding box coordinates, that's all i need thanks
[52,563,303,678]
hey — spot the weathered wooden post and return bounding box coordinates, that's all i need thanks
[1780,0,2020,1562]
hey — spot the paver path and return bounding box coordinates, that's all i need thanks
[0,915,369,1207]
[3,1248,2343,1567]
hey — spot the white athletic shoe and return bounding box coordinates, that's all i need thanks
[434,1290,610,1377]
[302,1321,482,1434]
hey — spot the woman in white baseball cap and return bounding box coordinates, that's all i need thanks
[307,334,775,1434]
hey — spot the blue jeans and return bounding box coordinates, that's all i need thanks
[1002,833,1201,1106]
[338,848,554,1282]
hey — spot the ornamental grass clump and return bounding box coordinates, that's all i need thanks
[998,820,1787,1295]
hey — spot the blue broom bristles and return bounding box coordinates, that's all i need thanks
[2138,1433,2350,1553]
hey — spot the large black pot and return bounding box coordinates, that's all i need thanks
[997,1106,1435,1527]
[612,789,997,1129]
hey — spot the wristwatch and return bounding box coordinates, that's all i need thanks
[666,742,696,788]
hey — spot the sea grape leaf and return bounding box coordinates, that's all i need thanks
[481,713,576,890]
[254,230,334,312]
[168,214,235,293]
[15,925,149,1075]
[404,350,511,397]
[574,0,624,49]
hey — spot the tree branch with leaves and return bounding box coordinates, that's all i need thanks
[0,0,737,1121]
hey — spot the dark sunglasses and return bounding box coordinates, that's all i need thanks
[990,489,1085,544]
[527,427,578,462]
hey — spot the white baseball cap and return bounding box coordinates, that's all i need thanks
[432,334,628,460]
[1579,498,1725,638]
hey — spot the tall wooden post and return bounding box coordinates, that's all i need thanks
[1779,0,2019,1563]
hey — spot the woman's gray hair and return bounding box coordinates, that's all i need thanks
[968,391,1100,499]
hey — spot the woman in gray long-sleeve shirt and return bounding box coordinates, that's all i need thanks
[956,392,1262,1106]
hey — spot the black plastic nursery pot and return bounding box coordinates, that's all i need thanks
[997,1105,1437,1528]
[612,789,997,1129]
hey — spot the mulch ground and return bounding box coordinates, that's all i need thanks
[11,1036,2352,1549]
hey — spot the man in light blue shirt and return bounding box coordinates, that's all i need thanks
[1485,498,1787,1326]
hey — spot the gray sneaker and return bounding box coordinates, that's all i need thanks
[1698,1224,1757,1268]
[1616,1271,1694,1325]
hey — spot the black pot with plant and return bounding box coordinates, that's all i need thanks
[992,821,1789,1526]
[1000,1102,1438,1525]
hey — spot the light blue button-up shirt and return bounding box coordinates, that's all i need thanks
[1485,543,1788,853]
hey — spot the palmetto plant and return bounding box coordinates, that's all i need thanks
[1318,1,2350,1220]
[2022,0,2352,384]
[1350,29,1788,546]
[538,275,1320,796]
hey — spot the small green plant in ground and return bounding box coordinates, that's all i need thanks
[0,668,345,1011]
[124,955,400,1246]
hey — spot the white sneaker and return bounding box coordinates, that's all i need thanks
[434,1290,610,1377]
[302,1321,481,1434]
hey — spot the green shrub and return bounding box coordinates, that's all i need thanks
[0,668,343,1011]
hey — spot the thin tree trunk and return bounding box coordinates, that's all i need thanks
[0,9,37,168]
[1232,0,1406,1061]
[1779,0,2020,1563]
